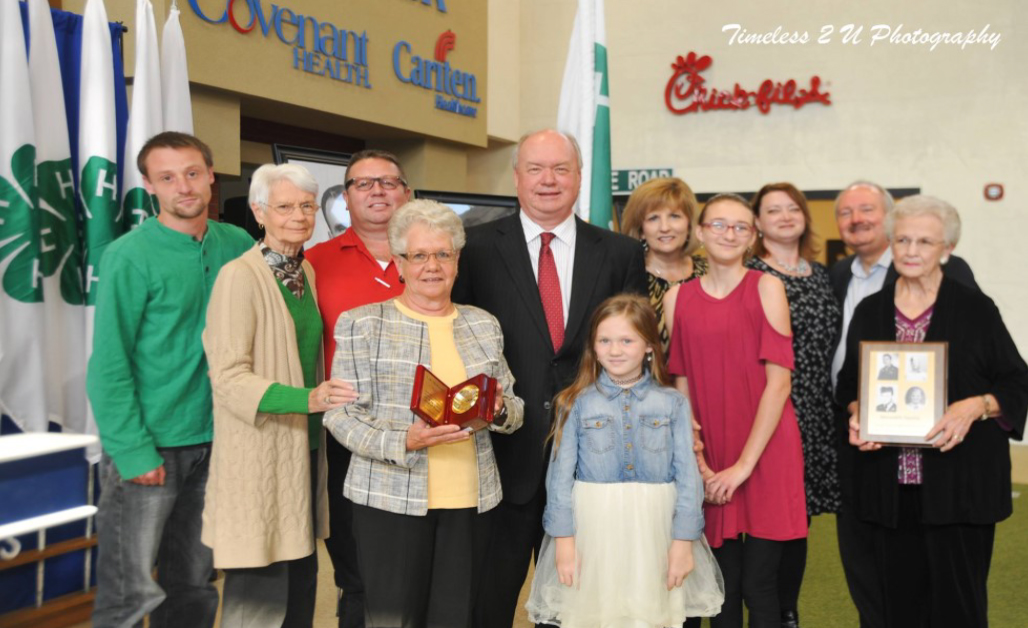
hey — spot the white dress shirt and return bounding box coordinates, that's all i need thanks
[831,247,894,390]
[521,211,577,324]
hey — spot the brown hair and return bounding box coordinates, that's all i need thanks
[548,294,670,454]
[137,132,213,178]
[750,182,821,261]
[345,149,408,185]
[620,177,701,257]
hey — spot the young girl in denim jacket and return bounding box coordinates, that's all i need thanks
[527,294,724,627]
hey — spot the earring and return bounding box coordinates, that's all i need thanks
[757,231,763,238]
[258,223,265,230]
[940,256,950,265]
[646,352,653,364]
[398,275,406,284]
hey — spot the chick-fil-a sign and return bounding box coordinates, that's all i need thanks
[665,52,831,115]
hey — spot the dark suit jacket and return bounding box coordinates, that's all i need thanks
[829,252,978,302]
[836,278,1028,526]
[452,213,647,504]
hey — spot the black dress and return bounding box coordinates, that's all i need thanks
[747,257,842,515]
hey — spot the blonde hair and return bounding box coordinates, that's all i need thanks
[620,177,701,257]
[548,294,669,453]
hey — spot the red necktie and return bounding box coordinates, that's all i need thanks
[538,232,564,352]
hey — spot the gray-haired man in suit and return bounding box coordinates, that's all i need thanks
[453,129,647,627]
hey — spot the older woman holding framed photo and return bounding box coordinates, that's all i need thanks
[836,195,1028,627]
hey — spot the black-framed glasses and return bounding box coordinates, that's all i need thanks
[701,220,754,236]
[261,201,320,216]
[398,250,457,265]
[345,176,407,191]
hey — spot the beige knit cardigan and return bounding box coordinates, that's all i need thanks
[201,245,329,568]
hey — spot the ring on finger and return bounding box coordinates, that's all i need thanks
[325,395,331,404]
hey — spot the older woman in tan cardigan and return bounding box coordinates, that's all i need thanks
[202,163,356,628]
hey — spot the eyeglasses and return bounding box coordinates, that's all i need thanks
[398,250,457,265]
[261,201,319,216]
[701,220,754,236]
[894,236,944,248]
[345,176,407,191]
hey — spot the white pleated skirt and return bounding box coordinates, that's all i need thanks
[526,481,724,628]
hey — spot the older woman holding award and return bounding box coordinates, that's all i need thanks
[325,199,523,628]
[836,195,1028,628]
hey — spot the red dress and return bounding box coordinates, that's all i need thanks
[668,270,807,547]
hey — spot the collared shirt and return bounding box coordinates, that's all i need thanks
[305,228,403,374]
[832,247,894,390]
[542,371,704,541]
[520,211,577,323]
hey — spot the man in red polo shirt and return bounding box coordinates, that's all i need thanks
[305,150,411,628]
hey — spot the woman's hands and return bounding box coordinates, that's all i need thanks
[704,462,753,505]
[925,396,989,452]
[405,418,471,451]
[308,379,359,413]
[667,539,694,590]
[848,401,882,452]
[493,382,505,415]
[555,536,577,587]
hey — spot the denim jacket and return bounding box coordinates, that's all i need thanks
[543,371,704,540]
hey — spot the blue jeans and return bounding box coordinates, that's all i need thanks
[92,445,218,628]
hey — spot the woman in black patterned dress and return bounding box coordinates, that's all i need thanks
[620,177,708,357]
[746,183,841,628]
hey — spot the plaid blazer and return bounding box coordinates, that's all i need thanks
[325,300,524,516]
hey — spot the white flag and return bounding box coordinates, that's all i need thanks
[557,0,613,228]
[27,0,90,434]
[122,0,163,229]
[79,0,120,311]
[162,4,194,133]
[0,0,47,430]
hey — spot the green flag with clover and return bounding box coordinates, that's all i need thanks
[0,0,48,430]
[557,0,613,229]
[80,0,121,310]
[28,0,91,434]
[122,0,163,230]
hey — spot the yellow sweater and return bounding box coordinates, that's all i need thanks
[395,300,479,509]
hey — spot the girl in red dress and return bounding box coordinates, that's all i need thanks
[664,194,807,628]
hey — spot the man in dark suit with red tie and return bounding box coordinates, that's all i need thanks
[453,129,647,627]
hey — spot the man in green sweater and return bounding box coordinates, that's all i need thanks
[86,132,252,628]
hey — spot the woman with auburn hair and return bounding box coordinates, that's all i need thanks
[621,177,708,355]
[747,183,841,628]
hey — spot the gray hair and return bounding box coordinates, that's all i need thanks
[886,194,961,246]
[834,180,895,216]
[511,129,584,170]
[249,163,319,208]
[388,199,466,256]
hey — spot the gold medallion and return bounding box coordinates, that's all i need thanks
[451,384,480,414]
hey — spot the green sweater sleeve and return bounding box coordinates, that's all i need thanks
[86,252,163,480]
[258,383,311,414]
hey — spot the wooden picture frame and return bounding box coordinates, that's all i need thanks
[858,341,948,446]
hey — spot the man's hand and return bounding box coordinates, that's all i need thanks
[130,465,166,486]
